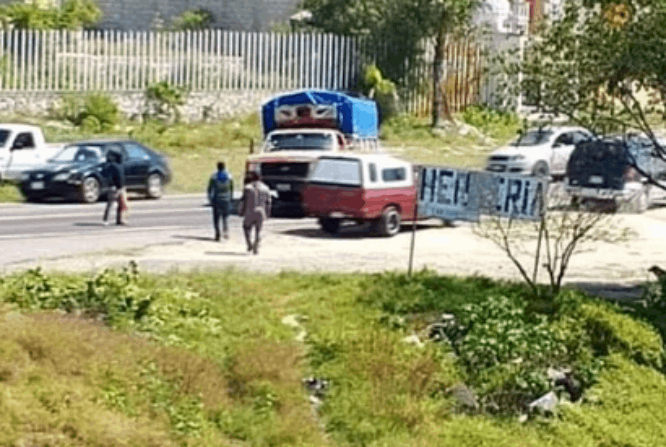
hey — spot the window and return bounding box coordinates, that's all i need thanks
[0,130,10,147]
[554,133,573,146]
[368,163,377,182]
[572,132,590,145]
[309,158,362,186]
[12,132,35,150]
[266,133,334,151]
[510,130,553,147]
[382,167,407,182]
[74,147,102,162]
[106,144,125,163]
[124,143,150,160]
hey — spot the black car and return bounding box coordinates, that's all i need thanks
[20,139,172,203]
[565,136,666,213]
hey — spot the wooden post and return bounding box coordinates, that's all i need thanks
[408,189,420,277]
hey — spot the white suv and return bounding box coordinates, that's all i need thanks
[485,126,593,178]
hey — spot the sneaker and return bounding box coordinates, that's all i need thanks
[253,243,259,255]
[116,221,127,226]
[215,234,221,242]
[223,232,229,240]
[102,221,109,227]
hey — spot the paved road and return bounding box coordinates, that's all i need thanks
[0,194,222,239]
[0,194,316,270]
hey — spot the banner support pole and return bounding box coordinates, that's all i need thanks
[408,196,419,277]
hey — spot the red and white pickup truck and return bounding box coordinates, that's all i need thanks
[302,153,433,236]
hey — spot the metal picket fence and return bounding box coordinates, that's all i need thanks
[0,28,490,114]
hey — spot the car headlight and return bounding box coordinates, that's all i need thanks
[246,162,260,173]
[509,155,526,161]
[20,173,30,181]
[53,172,71,181]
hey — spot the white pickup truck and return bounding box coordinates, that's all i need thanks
[0,124,66,182]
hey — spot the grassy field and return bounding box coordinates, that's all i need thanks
[0,265,664,446]
[0,109,520,201]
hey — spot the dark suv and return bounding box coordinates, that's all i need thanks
[565,136,666,213]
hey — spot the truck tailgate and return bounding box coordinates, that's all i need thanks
[302,184,365,218]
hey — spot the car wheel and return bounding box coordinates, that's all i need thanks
[376,206,401,237]
[146,173,164,199]
[80,176,101,203]
[532,161,549,178]
[319,218,340,235]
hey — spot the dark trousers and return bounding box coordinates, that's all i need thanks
[212,200,230,239]
[103,187,124,224]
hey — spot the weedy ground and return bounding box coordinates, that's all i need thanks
[0,266,664,446]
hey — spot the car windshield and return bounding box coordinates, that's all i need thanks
[0,129,10,146]
[52,145,104,162]
[310,158,362,186]
[265,133,334,152]
[510,130,554,147]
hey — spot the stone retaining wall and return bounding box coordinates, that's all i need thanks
[0,91,281,122]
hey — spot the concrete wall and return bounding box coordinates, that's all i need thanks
[95,0,301,31]
[0,90,277,122]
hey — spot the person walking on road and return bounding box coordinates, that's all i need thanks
[239,171,272,254]
[102,151,127,226]
[207,161,234,241]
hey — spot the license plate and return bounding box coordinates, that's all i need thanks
[589,175,604,184]
[276,183,291,191]
[30,181,44,190]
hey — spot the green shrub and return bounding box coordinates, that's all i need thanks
[0,0,101,30]
[144,81,188,124]
[55,93,119,133]
[360,64,400,122]
[576,301,664,369]
[462,104,519,130]
[172,7,214,30]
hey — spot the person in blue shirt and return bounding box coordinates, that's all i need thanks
[207,161,234,241]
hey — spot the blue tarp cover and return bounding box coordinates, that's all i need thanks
[261,90,378,138]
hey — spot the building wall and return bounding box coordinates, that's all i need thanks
[0,90,276,122]
[94,0,301,31]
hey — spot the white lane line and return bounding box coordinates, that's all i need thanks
[0,207,209,221]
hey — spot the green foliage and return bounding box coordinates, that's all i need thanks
[54,92,119,132]
[0,0,101,30]
[56,0,102,29]
[144,81,188,124]
[302,0,478,92]
[2,268,666,445]
[360,64,400,121]
[576,301,664,369]
[0,182,21,202]
[172,8,214,30]
[462,104,519,132]
[493,0,666,168]
[363,270,664,414]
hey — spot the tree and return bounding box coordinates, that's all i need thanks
[0,0,101,30]
[172,8,215,30]
[493,0,666,184]
[302,0,478,127]
[473,193,633,297]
